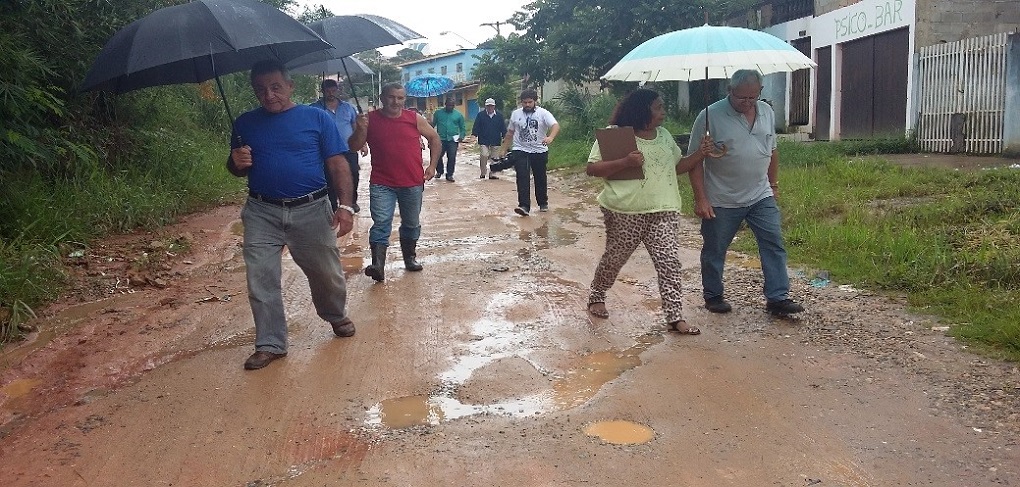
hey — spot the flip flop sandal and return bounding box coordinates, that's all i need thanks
[587,302,610,319]
[668,321,701,335]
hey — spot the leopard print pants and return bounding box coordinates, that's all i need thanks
[588,208,684,323]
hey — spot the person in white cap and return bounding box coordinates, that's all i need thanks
[471,98,507,179]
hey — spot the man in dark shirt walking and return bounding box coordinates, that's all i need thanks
[471,98,506,179]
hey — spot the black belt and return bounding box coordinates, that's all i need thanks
[248,187,328,208]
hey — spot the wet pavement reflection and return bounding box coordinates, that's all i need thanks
[362,183,672,429]
[367,277,665,429]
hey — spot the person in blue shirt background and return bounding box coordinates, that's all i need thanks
[310,79,367,213]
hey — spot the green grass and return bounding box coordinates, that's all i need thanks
[549,119,1020,359]
[679,140,1020,359]
[0,126,245,343]
[549,135,596,170]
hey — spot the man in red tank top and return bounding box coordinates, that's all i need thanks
[349,83,442,282]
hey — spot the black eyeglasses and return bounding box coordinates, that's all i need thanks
[729,95,759,102]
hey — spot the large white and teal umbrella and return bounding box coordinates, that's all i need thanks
[602,24,815,82]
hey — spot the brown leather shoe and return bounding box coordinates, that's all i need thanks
[331,318,356,337]
[243,351,286,370]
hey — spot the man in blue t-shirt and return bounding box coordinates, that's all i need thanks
[227,60,358,371]
[310,79,367,212]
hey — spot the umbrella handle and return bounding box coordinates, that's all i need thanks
[704,112,727,158]
[340,58,363,114]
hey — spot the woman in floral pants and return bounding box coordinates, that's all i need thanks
[585,89,713,334]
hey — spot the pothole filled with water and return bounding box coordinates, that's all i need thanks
[583,420,655,445]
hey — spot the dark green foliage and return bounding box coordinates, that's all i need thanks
[475,84,517,116]
[0,0,265,342]
[546,86,617,138]
[392,48,426,64]
[293,2,331,23]
[509,0,758,83]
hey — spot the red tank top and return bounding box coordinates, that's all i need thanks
[366,109,425,188]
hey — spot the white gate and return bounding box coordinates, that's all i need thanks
[917,33,1008,154]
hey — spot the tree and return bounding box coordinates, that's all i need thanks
[357,49,401,85]
[510,0,753,83]
[392,48,425,64]
[470,34,549,96]
[293,3,332,23]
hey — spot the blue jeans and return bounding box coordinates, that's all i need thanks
[436,140,459,177]
[241,197,348,354]
[512,150,548,211]
[368,183,423,245]
[700,197,790,302]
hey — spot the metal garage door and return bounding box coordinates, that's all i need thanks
[840,27,909,138]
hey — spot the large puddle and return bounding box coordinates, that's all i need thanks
[366,286,664,429]
[365,211,664,429]
[518,222,579,251]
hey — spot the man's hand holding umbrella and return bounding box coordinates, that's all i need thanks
[228,145,252,176]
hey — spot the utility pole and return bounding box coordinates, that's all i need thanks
[480,21,504,37]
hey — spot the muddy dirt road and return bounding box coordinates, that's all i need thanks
[1,143,1018,486]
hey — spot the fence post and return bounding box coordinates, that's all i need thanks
[1005,33,1020,157]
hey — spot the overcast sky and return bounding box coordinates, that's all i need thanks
[297,0,533,55]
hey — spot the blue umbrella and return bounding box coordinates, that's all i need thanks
[602,24,815,82]
[404,74,455,98]
[603,24,815,157]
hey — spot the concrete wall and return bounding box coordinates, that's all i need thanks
[915,0,1020,49]
[1004,33,1020,157]
[814,0,858,16]
[539,79,602,103]
[761,72,790,131]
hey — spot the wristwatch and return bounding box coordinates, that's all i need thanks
[337,205,356,215]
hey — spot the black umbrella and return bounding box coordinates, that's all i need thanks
[289,56,374,77]
[285,15,422,112]
[80,0,333,123]
[290,56,374,108]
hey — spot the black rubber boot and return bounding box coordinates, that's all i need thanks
[400,239,423,272]
[364,243,387,282]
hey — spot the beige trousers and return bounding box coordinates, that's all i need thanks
[478,145,501,177]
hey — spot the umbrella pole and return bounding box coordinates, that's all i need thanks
[340,58,363,114]
[704,65,710,137]
[704,65,727,158]
[209,51,236,141]
[214,73,235,124]
[210,55,240,147]
[702,8,711,137]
